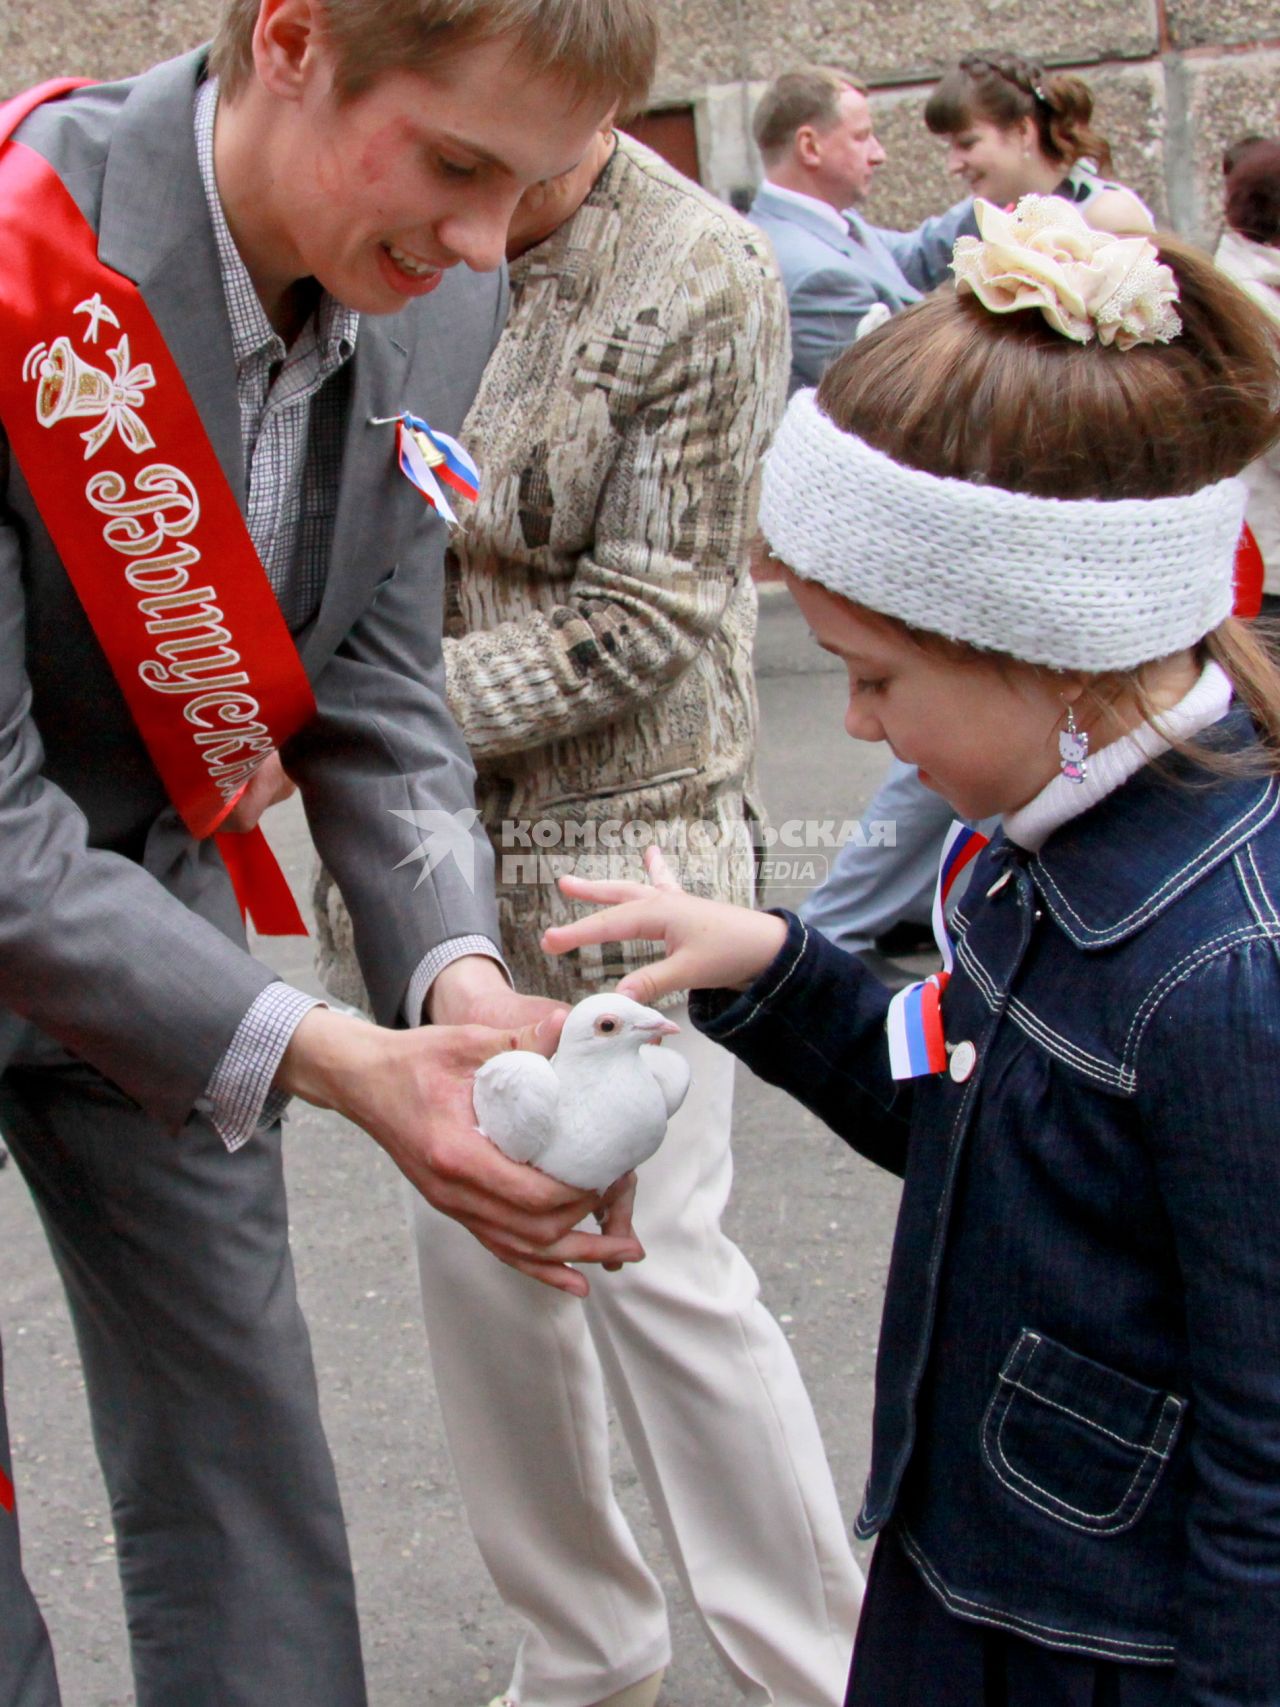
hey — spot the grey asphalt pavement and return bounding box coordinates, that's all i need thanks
[0,586,903,1706]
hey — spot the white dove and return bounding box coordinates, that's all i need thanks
[472,993,691,1190]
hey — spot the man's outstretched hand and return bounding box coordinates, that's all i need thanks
[276,1005,643,1295]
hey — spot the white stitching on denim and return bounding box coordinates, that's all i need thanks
[716,919,811,1040]
[980,1340,1183,1534]
[956,924,1123,1092]
[897,1527,1176,1659]
[1002,1335,1189,1465]
[1034,781,1278,941]
[955,935,1119,1078]
[1126,924,1277,1046]
[1124,923,1280,1066]
[1002,997,1128,1089]
[998,1374,1181,1456]
[984,1385,1166,1533]
[955,936,1001,1010]
[1243,844,1280,929]
[962,897,1279,1089]
[1235,850,1271,932]
[859,1031,985,1533]
[988,1353,1144,1523]
[954,929,1125,1086]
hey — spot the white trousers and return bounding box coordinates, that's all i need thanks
[411,1010,864,1707]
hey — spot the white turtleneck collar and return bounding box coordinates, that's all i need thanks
[1002,661,1235,853]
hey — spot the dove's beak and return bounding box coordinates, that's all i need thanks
[639,1017,681,1039]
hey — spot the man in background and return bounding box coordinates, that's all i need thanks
[750,65,974,390]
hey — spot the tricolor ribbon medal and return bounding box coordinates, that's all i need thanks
[886,821,989,1080]
[389,411,480,527]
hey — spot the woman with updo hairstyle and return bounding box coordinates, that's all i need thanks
[926,52,1155,233]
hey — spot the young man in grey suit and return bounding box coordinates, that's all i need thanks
[749,66,976,392]
[0,2,656,1702]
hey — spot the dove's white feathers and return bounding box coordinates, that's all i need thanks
[472,994,689,1190]
[640,1043,692,1118]
[471,1050,559,1165]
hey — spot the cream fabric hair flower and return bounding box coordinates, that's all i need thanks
[951,195,1182,350]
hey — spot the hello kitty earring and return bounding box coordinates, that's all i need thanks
[1059,704,1089,784]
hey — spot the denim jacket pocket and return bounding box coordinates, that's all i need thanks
[981,1329,1186,1536]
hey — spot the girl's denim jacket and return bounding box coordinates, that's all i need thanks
[694,712,1280,1703]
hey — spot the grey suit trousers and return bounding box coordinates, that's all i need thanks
[0,1065,366,1707]
[0,1337,56,1707]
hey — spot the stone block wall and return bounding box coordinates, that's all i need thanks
[5,0,1277,246]
[3,3,220,94]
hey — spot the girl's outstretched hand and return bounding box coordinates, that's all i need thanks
[543,846,789,1008]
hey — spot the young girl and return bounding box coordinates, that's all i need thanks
[541,196,1280,1704]
[926,52,1155,234]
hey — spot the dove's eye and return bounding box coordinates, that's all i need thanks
[594,1016,620,1035]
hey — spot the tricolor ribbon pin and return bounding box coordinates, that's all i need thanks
[886,820,989,1081]
[371,412,480,527]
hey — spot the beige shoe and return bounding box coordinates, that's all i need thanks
[592,1672,664,1707]
[484,1669,664,1707]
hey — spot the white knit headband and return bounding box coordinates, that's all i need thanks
[759,389,1247,673]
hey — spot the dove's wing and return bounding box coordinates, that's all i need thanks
[473,1052,560,1165]
[639,1045,692,1119]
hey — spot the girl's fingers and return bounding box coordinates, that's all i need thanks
[616,952,694,1007]
[543,899,662,954]
[614,964,675,1006]
[642,844,685,892]
[556,848,687,907]
[557,872,652,906]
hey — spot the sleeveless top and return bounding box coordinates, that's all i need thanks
[1055,159,1155,226]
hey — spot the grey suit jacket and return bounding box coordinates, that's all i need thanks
[750,182,976,391]
[0,53,505,1127]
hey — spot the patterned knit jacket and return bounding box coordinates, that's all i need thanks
[318,133,789,1006]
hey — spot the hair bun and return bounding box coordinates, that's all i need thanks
[952,195,1181,349]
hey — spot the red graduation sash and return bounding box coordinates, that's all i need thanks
[0,80,312,934]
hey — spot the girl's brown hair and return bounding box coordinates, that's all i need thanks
[1225,138,1280,247]
[925,53,1113,175]
[812,238,1280,764]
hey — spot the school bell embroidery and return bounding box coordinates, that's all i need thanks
[23,323,156,460]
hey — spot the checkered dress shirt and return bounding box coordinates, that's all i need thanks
[195,79,501,1149]
[194,77,356,630]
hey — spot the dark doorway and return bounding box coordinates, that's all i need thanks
[622,106,701,183]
